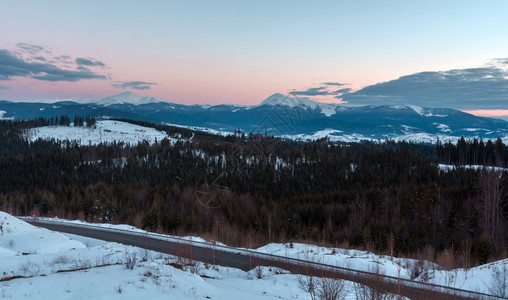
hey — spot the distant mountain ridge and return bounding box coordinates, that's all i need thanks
[4,91,166,106]
[1,92,507,143]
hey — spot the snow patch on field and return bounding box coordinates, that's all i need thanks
[281,128,344,141]
[26,120,173,146]
[438,164,508,172]
[163,122,232,136]
[434,123,452,133]
[0,110,13,120]
[283,130,463,144]
[391,105,447,117]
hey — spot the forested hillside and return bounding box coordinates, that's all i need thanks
[0,118,507,268]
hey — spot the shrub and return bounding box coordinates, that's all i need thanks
[124,253,137,270]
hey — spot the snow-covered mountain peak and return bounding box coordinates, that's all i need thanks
[258,93,339,117]
[97,92,166,106]
[391,104,448,117]
[260,93,318,108]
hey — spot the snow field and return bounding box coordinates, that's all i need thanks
[12,215,508,297]
[2,212,408,299]
[26,120,174,146]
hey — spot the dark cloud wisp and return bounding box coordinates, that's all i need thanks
[54,55,72,60]
[290,87,329,96]
[335,88,352,94]
[322,82,346,86]
[16,43,45,55]
[0,49,106,82]
[76,58,105,67]
[112,81,157,90]
[290,85,352,97]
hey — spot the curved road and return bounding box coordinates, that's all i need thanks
[22,218,500,300]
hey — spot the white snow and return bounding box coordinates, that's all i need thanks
[392,105,447,117]
[7,92,167,106]
[26,120,173,146]
[389,133,457,144]
[0,211,85,255]
[256,243,508,295]
[463,128,488,132]
[281,129,344,141]
[256,93,339,117]
[97,92,166,106]
[438,164,508,172]
[283,130,466,144]
[1,212,409,300]
[7,215,506,297]
[319,104,339,117]
[163,122,233,136]
[434,123,452,133]
[0,110,13,120]
[401,125,418,132]
[407,105,431,117]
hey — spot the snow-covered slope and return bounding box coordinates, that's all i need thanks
[4,92,166,106]
[26,120,172,146]
[7,215,507,298]
[256,93,339,117]
[391,105,448,117]
[438,164,508,172]
[282,129,464,144]
[0,109,13,120]
[0,212,85,255]
[97,91,166,106]
[0,212,409,300]
[256,242,508,295]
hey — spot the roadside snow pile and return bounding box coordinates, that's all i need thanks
[0,211,85,255]
[26,120,172,146]
[256,242,508,295]
[428,259,508,294]
[256,243,420,278]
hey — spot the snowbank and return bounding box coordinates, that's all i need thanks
[0,211,85,255]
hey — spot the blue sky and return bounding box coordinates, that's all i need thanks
[0,0,507,114]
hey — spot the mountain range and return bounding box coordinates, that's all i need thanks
[1,91,507,143]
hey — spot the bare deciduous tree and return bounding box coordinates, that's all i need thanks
[318,277,349,300]
[480,170,506,253]
[298,274,350,300]
[298,275,317,300]
[488,264,508,298]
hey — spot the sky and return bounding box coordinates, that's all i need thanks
[1,0,508,116]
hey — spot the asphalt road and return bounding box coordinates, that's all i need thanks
[24,219,499,300]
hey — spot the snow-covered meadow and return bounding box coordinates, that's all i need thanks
[25,120,173,146]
